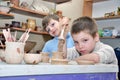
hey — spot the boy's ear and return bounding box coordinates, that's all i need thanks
[94,33,100,42]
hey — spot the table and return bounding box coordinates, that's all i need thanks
[0,62,118,80]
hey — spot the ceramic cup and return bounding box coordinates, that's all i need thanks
[41,52,50,63]
[52,51,64,59]
[5,42,25,64]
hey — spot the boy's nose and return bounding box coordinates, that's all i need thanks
[78,43,83,49]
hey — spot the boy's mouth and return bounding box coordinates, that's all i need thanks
[80,50,86,54]
[52,30,56,36]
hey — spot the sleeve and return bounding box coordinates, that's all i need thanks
[66,32,74,48]
[95,45,117,64]
[42,42,49,53]
[67,47,80,60]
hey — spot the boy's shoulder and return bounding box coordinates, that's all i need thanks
[96,41,113,50]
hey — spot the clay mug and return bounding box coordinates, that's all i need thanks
[4,42,25,64]
[41,52,49,63]
[52,51,64,59]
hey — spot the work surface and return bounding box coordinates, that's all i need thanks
[0,61,118,77]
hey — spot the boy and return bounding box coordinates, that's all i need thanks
[67,16,117,64]
[42,14,74,57]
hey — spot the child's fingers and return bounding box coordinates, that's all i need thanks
[62,17,70,24]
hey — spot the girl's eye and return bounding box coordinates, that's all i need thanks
[74,41,78,45]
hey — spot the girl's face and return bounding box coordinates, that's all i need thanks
[46,19,61,37]
[72,31,99,55]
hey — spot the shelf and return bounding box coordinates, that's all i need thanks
[85,0,109,3]
[100,36,115,39]
[43,0,71,4]
[100,36,120,39]
[11,27,50,35]
[0,12,14,19]
[93,0,109,3]
[10,6,48,18]
[94,15,120,20]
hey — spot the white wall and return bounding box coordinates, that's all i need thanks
[56,0,83,25]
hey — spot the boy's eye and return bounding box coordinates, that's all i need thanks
[83,39,88,42]
[51,23,55,27]
[47,28,50,33]
[74,41,78,45]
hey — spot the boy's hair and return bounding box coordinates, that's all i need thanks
[42,14,59,31]
[71,16,98,37]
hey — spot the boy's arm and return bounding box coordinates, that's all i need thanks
[75,45,117,64]
[75,53,100,63]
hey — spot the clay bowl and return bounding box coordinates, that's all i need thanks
[24,53,42,64]
[51,59,69,65]
[0,49,5,62]
[76,60,95,65]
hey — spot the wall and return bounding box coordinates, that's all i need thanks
[56,0,83,26]
[92,0,120,48]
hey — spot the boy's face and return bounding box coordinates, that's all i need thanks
[72,31,99,55]
[46,19,61,37]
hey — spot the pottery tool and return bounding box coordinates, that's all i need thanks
[18,28,31,43]
[2,28,13,42]
[0,40,5,49]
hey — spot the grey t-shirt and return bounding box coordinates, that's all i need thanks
[67,41,117,64]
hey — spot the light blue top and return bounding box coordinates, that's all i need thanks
[42,32,74,57]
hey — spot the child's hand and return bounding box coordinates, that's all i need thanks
[61,17,70,27]
[58,17,70,40]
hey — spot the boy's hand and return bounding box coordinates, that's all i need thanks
[58,17,70,56]
[58,17,70,40]
[61,17,70,28]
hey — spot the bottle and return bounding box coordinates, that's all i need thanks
[10,0,20,7]
[27,19,36,31]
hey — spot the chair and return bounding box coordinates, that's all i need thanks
[114,47,120,80]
